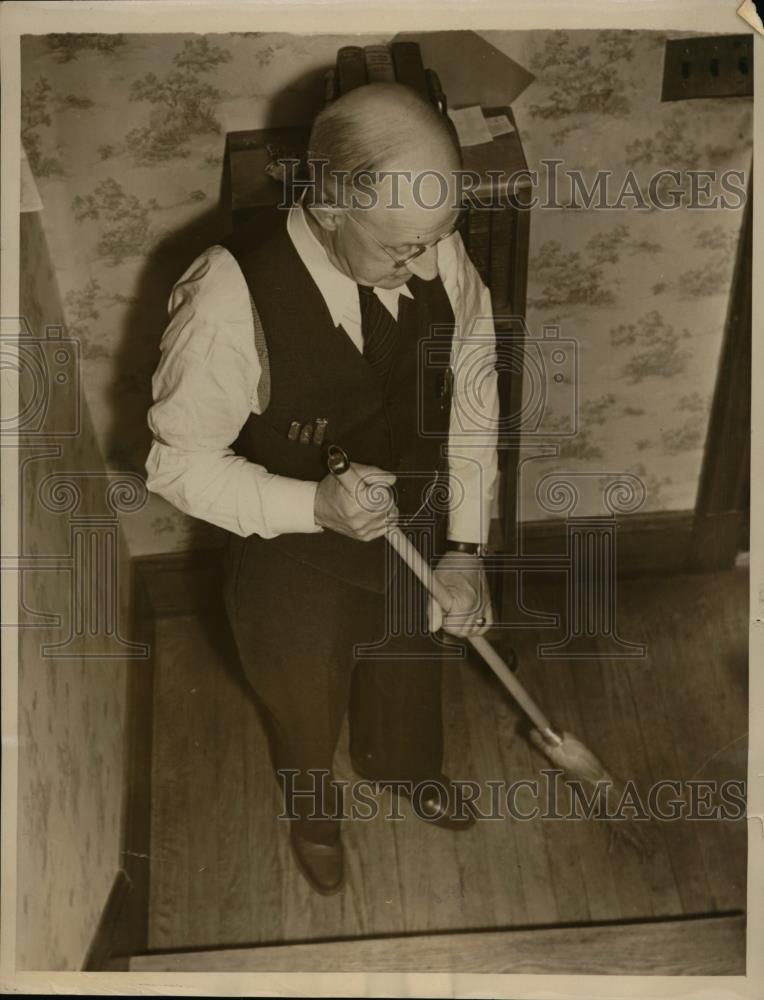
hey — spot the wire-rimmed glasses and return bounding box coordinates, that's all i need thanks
[345,207,466,269]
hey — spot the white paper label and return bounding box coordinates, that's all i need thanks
[484,114,516,138]
[450,105,493,147]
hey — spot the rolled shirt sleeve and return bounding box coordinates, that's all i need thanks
[145,245,321,538]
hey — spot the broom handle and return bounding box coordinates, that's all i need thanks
[385,524,558,740]
[324,447,559,743]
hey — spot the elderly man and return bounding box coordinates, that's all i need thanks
[146,82,499,895]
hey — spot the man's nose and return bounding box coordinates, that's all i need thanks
[405,245,439,281]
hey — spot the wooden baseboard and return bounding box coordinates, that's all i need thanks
[135,547,224,619]
[129,911,745,975]
[686,510,745,572]
[520,509,695,576]
[520,508,741,577]
[133,508,742,620]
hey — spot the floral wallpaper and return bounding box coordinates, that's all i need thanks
[16,212,130,970]
[494,29,752,520]
[20,30,752,552]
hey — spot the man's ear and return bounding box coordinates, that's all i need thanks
[307,203,345,233]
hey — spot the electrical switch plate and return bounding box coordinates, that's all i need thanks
[662,34,753,101]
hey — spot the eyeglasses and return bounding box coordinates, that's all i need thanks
[345,209,466,270]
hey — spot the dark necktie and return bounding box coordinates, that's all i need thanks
[358,284,399,380]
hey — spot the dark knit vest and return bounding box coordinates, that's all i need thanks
[224,209,455,592]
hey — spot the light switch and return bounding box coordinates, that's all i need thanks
[662,35,753,101]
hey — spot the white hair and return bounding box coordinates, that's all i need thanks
[305,82,460,206]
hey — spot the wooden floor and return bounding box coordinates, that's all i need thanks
[146,568,748,957]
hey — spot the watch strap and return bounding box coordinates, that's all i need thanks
[446,539,483,555]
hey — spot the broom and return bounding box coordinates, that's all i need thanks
[328,446,651,854]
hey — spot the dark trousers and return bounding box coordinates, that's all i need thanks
[222,534,449,843]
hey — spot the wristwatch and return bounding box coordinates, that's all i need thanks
[446,539,486,557]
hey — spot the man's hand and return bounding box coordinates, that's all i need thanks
[314,464,397,541]
[429,550,493,637]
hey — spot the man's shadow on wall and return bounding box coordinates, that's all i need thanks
[109,69,328,661]
[109,193,230,557]
[110,67,329,553]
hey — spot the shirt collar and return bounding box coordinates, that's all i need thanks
[286,202,413,326]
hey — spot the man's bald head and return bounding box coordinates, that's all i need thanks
[307,82,461,206]
[302,83,464,289]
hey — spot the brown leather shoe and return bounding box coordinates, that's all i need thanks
[289,826,345,895]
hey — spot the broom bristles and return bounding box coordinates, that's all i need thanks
[529,729,611,785]
[528,728,654,857]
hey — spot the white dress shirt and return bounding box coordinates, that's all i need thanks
[146,203,499,543]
